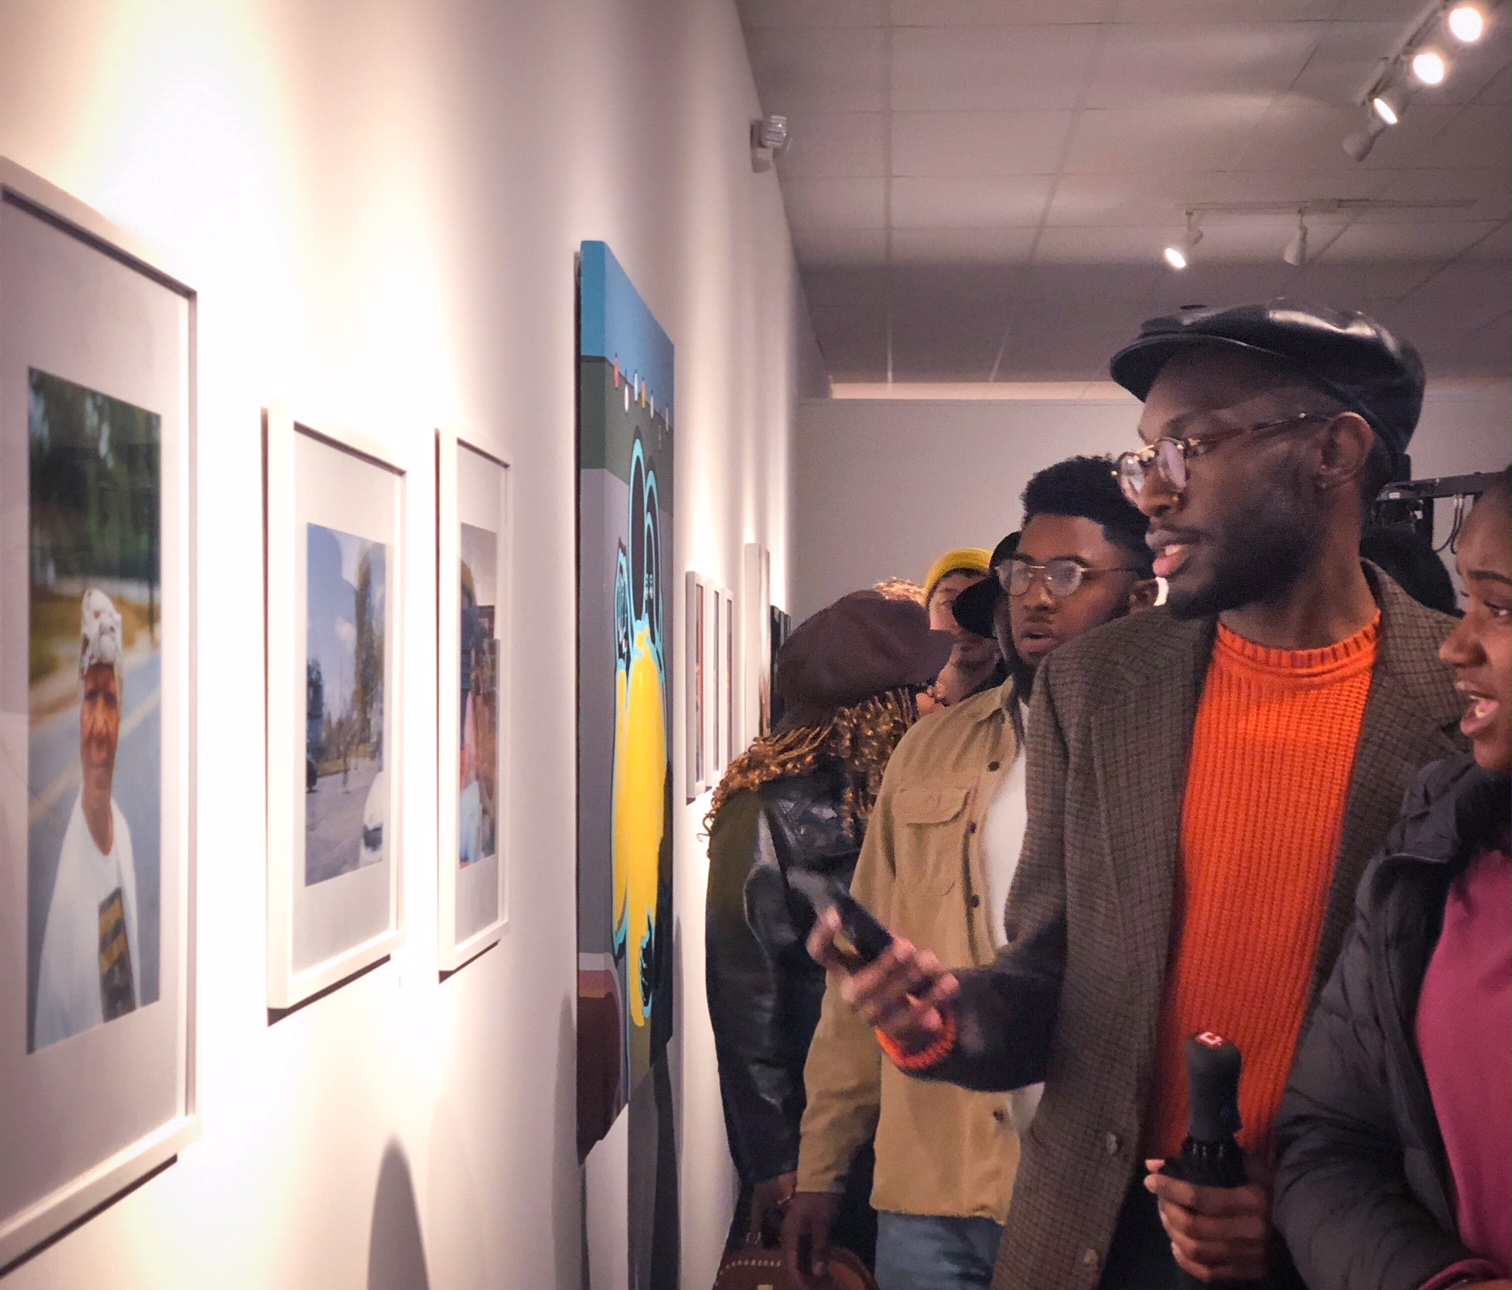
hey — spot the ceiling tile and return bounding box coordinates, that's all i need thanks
[1115,0,1341,19]
[891,0,1117,24]
[1017,262,1166,301]
[1046,170,1236,227]
[892,26,1103,111]
[791,226,889,265]
[891,175,1055,227]
[1085,23,1323,110]
[1204,168,1392,204]
[892,111,1076,176]
[890,226,1039,262]
[1416,103,1512,169]
[1062,101,1272,173]
[776,112,887,177]
[745,28,886,113]
[737,0,884,29]
[780,176,887,227]
[1356,167,1509,221]
[1317,218,1506,260]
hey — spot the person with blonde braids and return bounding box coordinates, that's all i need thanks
[705,590,953,1264]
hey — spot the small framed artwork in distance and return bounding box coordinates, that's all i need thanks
[437,429,511,972]
[265,404,406,1010]
[0,157,197,1271]
[684,571,708,802]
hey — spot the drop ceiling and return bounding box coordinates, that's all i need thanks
[738,0,1511,384]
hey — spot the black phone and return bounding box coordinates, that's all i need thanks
[830,890,894,966]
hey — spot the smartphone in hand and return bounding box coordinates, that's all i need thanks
[830,890,894,966]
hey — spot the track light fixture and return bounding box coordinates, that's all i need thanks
[1411,48,1449,83]
[1282,211,1309,267]
[1162,211,1202,271]
[1343,115,1389,160]
[1448,3,1486,41]
[1345,0,1492,161]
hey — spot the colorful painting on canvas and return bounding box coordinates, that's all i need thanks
[576,241,674,1155]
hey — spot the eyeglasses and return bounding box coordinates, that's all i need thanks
[997,558,1145,599]
[1115,413,1329,505]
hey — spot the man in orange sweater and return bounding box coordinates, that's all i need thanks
[807,302,1466,1289]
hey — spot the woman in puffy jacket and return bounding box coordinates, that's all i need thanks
[704,590,952,1262]
[1274,468,1510,1290]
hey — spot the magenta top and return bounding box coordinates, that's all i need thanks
[1416,842,1511,1283]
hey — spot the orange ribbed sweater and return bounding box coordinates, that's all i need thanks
[1147,614,1380,1163]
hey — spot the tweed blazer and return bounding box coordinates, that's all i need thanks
[919,567,1465,1290]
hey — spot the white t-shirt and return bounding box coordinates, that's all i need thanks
[33,795,140,1050]
[982,709,1044,1134]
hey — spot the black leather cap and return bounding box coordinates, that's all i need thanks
[951,532,1018,640]
[776,590,953,711]
[1109,300,1424,476]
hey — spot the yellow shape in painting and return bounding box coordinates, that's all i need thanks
[612,621,666,1030]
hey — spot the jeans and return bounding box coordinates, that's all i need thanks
[874,1211,1003,1290]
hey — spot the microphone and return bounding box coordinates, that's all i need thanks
[1162,1031,1252,1286]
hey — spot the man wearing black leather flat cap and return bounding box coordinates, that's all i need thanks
[807,301,1467,1290]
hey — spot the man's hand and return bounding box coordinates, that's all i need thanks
[1144,1159,1269,1283]
[748,1171,796,1246]
[781,1190,839,1286]
[807,907,959,1053]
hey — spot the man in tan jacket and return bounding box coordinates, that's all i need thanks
[783,457,1157,1290]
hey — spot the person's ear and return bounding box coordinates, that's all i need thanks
[1315,411,1374,494]
[1128,578,1161,612]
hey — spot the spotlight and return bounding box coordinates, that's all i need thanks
[1448,4,1485,43]
[1282,211,1309,267]
[1343,115,1388,161]
[1411,49,1448,85]
[1371,85,1409,124]
[1163,212,1202,270]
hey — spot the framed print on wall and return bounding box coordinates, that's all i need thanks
[684,571,707,803]
[720,589,736,767]
[0,158,196,1270]
[575,241,675,1155]
[437,430,510,973]
[265,405,405,1010]
[741,543,772,746]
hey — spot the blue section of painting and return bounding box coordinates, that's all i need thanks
[579,241,674,425]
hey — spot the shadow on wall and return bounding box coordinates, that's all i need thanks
[369,1142,431,1290]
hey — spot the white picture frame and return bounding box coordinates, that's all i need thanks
[741,544,772,747]
[264,404,406,1010]
[720,588,737,767]
[436,430,511,973]
[684,571,709,802]
[0,158,197,1271]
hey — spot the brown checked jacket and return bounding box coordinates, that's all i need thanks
[915,566,1465,1290]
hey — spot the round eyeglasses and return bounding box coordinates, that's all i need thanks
[1115,413,1329,505]
[998,558,1145,599]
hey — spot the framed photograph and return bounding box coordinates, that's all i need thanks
[721,589,737,766]
[684,571,708,802]
[708,587,723,780]
[437,430,510,972]
[575,241,674,1154]
[0,159,196,1269]
[769,607,793,728]
[741,544,772,744]
[265,405,405,1010]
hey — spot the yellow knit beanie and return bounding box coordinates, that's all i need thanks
[923,548,992,602]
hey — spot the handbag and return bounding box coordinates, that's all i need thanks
[710,1238,877,1290]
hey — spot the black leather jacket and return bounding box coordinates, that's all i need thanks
[705,760,863,1185]
[1275,755,1510,1290]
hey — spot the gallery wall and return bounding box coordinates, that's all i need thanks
[0,2,819,1289]
[793,380,1512,619]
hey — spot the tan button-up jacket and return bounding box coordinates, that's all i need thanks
[795,682,1025,1219]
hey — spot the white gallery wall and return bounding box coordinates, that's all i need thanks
[793,380,1512,619]
[0,2,820,1289]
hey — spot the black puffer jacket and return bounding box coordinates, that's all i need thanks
[705,761,862,1185]
[1274,754,1510,1290]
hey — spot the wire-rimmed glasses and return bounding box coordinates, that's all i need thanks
[1115,413,1329,505]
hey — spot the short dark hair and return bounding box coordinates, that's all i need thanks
[1021,455,1154,574]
